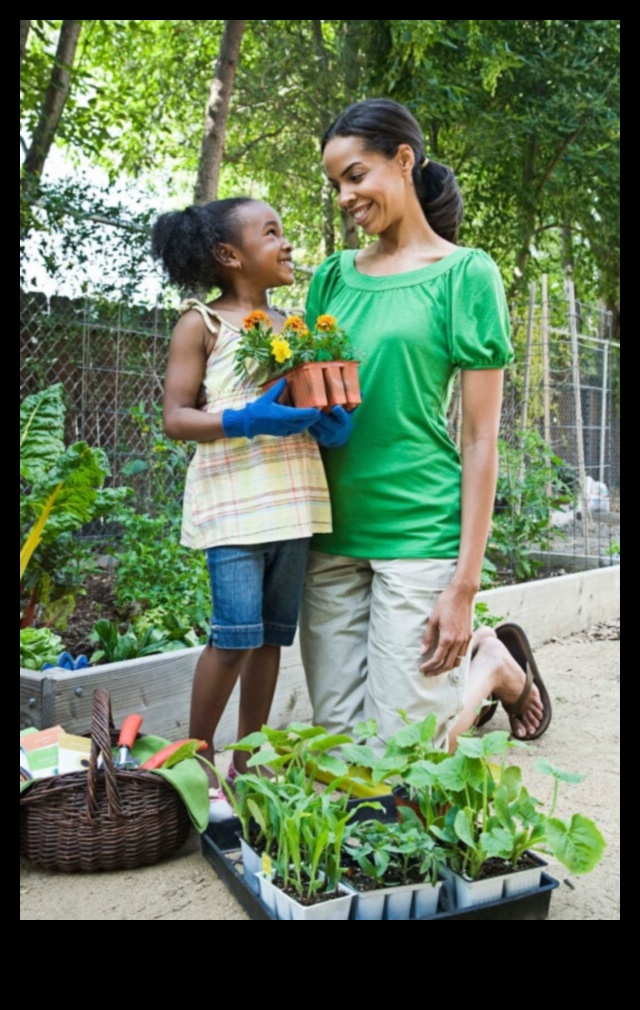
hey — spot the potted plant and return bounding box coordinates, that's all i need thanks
[429,733,606,909]
[223,723,378,913]
[341,713,452,830]
[343,717,606,911]
[342,811,445,919]
[233,311,361,411]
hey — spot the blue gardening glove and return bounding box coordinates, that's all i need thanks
[222,379,321,439]
[308,405,354,448]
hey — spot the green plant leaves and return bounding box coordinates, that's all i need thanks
[535,759,586,785]
[544,814,606,874]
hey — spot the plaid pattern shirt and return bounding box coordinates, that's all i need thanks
[179,302,332,549]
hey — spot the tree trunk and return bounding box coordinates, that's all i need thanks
[20,20,31,71]
[340,209,360,249]
[193,20,247,205]
[322,182,336,258]
[22,20,83,182]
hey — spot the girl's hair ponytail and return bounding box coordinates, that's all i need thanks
[151,197,253,292]
[322,98,463,243]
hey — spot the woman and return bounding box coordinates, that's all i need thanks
[300,98,548,750]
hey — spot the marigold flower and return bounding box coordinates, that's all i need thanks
[282,315,307,333]
[270,336,293,365]
[315,314,338,332]
[242,310,270,329]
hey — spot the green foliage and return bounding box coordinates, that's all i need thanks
[112,401,210,635]
[352,718,605,881]
[20,627,64,670]
[22,21,619,314]
[473,601,504,630]
[217,723,381,900]
[489,430,575,581]
[20,383,130,625]
[344,814,445,887]
[88,617,194,665]
[111,510,210,635]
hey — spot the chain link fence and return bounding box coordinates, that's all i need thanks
[20,275,620,580]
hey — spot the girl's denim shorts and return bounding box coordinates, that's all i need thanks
[205,538,311,650]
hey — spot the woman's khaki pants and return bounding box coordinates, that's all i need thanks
[299,552,470,752]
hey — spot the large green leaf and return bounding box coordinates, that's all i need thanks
[544,814,606,874]
[20,383,66,476]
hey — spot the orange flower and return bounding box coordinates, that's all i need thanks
[242,310,270,330]
[282,315,307,333]
[315,314,338,332]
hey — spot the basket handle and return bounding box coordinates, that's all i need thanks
[86,687,123,820]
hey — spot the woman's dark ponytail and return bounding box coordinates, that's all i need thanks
[151,197,253,293]
[323,98,463,243]
[414,160,463,244]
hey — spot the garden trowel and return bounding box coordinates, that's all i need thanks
[114,713,143,769]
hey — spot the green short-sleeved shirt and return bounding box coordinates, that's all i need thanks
[305,247,513,559]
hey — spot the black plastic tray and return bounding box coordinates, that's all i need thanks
[201,806,559,921]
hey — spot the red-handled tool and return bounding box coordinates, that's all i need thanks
[141,738,207,771]
[114,714,143,769]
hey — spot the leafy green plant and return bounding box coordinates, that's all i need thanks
[111,509,210,635]
[490,430,575,582]
[88,617,194,665]
[346,715,605,882]
[233,722,353,795]
[430,734,605,879]
[473,600,504,630]
[19,627,64,670]
[344,814,445,888]
[216,723,381,901]
[20,383,130,626]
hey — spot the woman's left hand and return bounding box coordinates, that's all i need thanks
[420,584,474,675]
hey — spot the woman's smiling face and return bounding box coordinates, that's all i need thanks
[323,136,415,236]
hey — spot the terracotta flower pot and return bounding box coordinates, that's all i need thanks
[262,361,362,413]
[287,362,330,410]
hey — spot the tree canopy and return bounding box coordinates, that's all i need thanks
[20,20,620,320]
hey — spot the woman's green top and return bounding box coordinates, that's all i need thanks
[304,247,513,559]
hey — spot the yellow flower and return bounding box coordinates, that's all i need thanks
[315,314,338,332]
[242,310,270,330]
[282,315,307,333]
[270,336,293,365]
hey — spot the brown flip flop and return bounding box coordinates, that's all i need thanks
[495,623,552,741]
[475,694,498,728]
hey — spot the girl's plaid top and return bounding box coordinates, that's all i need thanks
[179,301,332,549]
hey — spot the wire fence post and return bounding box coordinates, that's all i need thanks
[568,279,591,553]
[541,274,552,499]
[520,280,536,432]
[600,339,610,487]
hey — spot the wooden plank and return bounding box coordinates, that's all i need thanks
[477,565,620,648]
[19,639,312,747]
[21,567,619,741]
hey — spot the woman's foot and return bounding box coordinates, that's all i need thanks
[449,625,551,750]
[475,628,545,739]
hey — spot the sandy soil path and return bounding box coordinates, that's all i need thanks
[20,624,620,921]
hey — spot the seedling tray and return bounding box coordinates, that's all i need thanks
[201,804,559,921]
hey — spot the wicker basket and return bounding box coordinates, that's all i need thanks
[20,688,192,872]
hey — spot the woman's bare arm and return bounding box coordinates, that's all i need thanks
[420,368,504,674]
[163,310,226,443]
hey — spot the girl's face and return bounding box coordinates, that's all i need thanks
[234,201,294,287]
[323,136,415,236]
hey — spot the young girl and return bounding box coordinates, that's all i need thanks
[152,198,353,818]
[300,99,549,751]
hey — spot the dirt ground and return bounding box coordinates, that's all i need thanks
[20,622,620,921]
